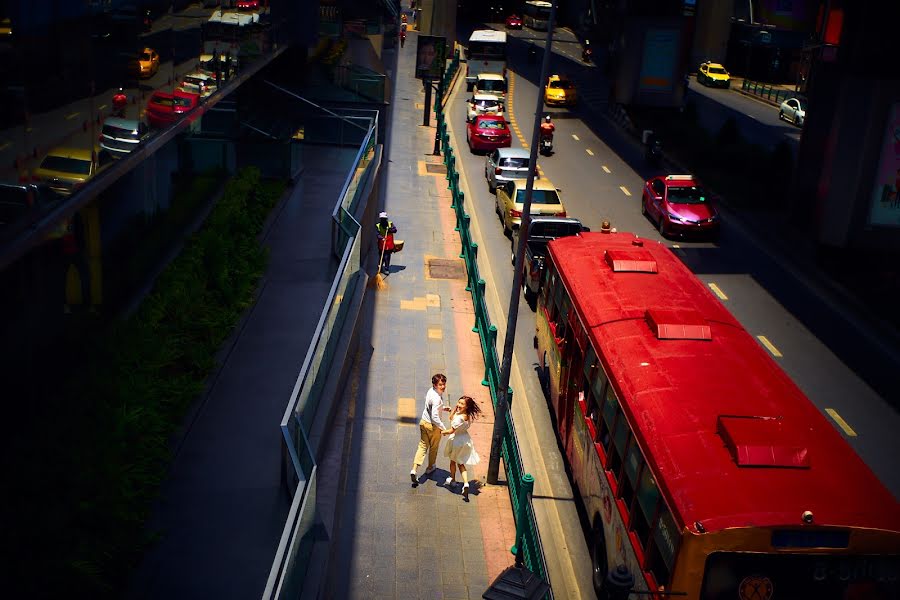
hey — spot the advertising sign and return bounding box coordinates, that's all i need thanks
[868,102,900,227]
[638,28,679,92]
[415,35,447,80]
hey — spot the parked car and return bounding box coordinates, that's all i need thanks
[641,174,720,239]
[697,61,731,88]
[146,89,200,129]
[0,181,61,236]
[31,147,114,196]
[779,97,807,127]
[505,14,522,29]
[100,116,151,159]
[484,147,536,192]
[129,47,160,78]
[495,178,566,235]
[473,73,507,102]
[177,72,217,98]
[466,115,511,153]
[466,94,504,123]
[543,74,576,106]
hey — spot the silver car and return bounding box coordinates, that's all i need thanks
[779,97,807,127]
[100,116,151,159]
[484,147,537,192]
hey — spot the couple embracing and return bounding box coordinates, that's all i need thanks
[409,373,483,501]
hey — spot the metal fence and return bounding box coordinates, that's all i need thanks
[436,52,552,596]
[740,79,799,105]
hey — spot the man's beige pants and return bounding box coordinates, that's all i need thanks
[413,420,442,468]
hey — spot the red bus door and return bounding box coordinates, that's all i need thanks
[558,340,583,460]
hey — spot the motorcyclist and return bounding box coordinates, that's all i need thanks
[540,114,555,142]
[112,87,127,117]
[582,39,593,62]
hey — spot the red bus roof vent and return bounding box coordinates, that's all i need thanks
[605,249,657,273]
[644,308,711,340]
[717,415,810,468]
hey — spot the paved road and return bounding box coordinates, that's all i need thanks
[451,30,900,513]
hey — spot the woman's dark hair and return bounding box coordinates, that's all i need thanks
[459,396,483,420]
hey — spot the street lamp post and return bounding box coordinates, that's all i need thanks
[486,0,557,485]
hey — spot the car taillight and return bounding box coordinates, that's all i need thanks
[555,211,566,217]
[509,209,522,218]
[495,167,502,174]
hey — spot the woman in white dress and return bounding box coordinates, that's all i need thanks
[442,395,483,501]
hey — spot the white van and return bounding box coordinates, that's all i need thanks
[474,73,507,102]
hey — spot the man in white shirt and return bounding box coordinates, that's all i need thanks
[410,373,450,484]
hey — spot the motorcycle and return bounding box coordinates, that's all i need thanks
[582,46,593,63]
[112,89,128,118]
[645,138,662,165]
[540,135,553,155]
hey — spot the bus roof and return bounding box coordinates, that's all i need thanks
[548,232,900,535]
[468,30,507,44]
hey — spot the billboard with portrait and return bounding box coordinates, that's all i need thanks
[868,102,900,227]
[415,35,447,80]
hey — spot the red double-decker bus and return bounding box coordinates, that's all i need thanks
[535,232,900,599]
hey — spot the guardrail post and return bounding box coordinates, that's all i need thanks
[483,323,498,385]
[510,473,535,560]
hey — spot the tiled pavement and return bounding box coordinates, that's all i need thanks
[319,25,518,600]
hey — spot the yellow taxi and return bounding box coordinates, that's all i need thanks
[543,75,577,106]
[697,61,731,88]
[32,147,114,196]
[494,177,567,235]
[136,47,160,78]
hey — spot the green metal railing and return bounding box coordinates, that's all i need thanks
[741,79,798,105]
[436,51,552,596]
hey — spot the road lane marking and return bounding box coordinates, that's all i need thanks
[619,186,631,196]
[708,283,728,300]
[757,335,783,357]
[825,409,858,437]
[65,112,79,120]
[585,148,594,156]
[572,134,579,141]
[0,141,10,151]
[602,166,611,173]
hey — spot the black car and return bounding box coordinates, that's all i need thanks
[0,182,62,239]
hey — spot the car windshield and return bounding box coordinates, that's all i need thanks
[151,96,174,108]
[515,189,560,204]
[102,124,138,138]
[479,120,506,130]
[500,158,528,168]
[708,66,727,74]
[667,186,708,204]
[479,80,506,92]
[40,156,91,175]
[549,80,573,89]
[174,96,195,108]
[474,99,500,110]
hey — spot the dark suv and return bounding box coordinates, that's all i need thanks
[0,182,62,239]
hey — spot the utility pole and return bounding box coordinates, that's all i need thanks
[487,0,556,485]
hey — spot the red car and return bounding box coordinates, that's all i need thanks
[466,115,511,153]
[146,89,201,129]
[505,14,522,29]
[236,0,259,9]
[641,174,720,238]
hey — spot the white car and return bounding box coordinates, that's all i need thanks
[466,94,504,123]
[177,72,218,99]
[484,147,536,192]
[779,97,807,127]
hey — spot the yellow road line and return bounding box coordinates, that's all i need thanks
[65,112,79,120]
[585,148,594,156]
[708,283,728,300]
[602,166,611,173]
[825,408,858,437]
[757,335,783,357]
[619,185,631,196]
[572,134,579,141]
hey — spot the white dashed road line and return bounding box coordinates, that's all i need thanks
[572,134,579,141]
[757,335,783,357]
[602,166,611,173]
[585,149,594,156]
[708,283,728,301]
[619,186,631,196]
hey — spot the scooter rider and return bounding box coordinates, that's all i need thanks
[582,39,593,62]
[540,114,555,142]
[112,87,127,118]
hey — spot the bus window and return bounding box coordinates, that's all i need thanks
[621,436,642,509]
[634,463,661,548]
[600,385,618,452]
[582,344,597,381]
[607,402,629,476]
[649,504,679,586]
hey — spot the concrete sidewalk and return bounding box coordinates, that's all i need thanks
[318,28,520,599]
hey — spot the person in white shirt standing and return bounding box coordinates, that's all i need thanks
[410,373,450,484]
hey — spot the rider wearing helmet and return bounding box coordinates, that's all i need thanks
[540,114,555,141]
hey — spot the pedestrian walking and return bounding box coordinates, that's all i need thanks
[410,373,450,485]
[442,395,483,501]
[376,211,398,274]
[400,21,407,48]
